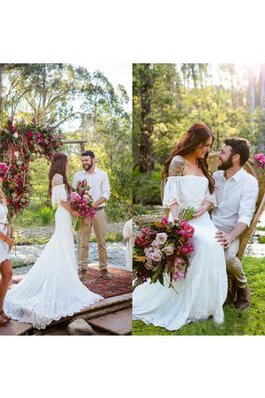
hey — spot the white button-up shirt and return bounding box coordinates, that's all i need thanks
[211,169,259,233]
[72,168,110,206]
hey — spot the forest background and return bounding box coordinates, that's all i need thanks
[133,63,265,206]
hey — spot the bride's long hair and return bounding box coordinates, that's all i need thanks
[48,153,71,197]
[161,123,215,194]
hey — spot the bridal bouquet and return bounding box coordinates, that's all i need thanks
[133,216,195,291]
[254,153,265,169]
[69,180,96,230]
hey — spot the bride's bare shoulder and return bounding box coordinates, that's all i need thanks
[169,155,185,176]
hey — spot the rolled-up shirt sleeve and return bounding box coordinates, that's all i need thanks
[163,177,180,208]
[72,172,79,189]
[238,179,259,226]
[101,172,110,200]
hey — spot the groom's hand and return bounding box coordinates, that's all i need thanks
[215,231,233,248]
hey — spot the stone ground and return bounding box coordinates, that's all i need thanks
[11,221,130,276]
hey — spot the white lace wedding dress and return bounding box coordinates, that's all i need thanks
[4,174,102,329]
[133,176,227,331]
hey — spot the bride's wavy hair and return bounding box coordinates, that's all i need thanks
[48,153,71,197]
[161,123,215,194]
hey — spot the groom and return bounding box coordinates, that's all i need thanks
[211,138,259,310]
[73,150,112,280]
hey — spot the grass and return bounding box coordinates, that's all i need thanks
[14,201,129,228]
[256,226,265,231]
[132,256,265,335]
[258,236,265,244]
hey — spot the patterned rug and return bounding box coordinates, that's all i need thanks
[12,265,132,299]
[81,266,132,298]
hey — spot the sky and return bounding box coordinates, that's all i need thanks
[76,62,132,110]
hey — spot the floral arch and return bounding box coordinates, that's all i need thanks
[0,117,62,219]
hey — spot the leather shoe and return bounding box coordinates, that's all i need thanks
[235,285,250,310]
[100,270,113,280]
[79,269,87,282]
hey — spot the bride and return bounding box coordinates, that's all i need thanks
[133,123,227,331]
[4,153,102,329]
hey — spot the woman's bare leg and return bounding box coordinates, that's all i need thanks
[0,260,13,318]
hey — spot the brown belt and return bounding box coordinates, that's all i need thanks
[96,206,105,211]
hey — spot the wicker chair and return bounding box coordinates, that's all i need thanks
[208,153,265,260]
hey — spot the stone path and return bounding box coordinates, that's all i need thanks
[88,308,132,335]
[0,293,132,336]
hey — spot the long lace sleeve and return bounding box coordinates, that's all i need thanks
[51,174,67,207]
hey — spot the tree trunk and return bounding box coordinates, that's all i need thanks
[248,66,255,114]
[138,64,154,174]
[258,64,265,151]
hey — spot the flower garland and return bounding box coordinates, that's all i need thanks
[0,117,62,218]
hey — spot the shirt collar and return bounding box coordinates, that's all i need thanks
[220,168,246,182]
[231,168,246,181]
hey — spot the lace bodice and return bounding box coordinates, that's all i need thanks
[51,174,67,207]
[163,176,216,209]
[52,173,64,187]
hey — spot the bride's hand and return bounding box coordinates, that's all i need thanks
[173,216,179,223]
[5,237,14,248]
[192,207,205,219]
[72,210,81,218]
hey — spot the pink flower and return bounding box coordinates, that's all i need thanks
[161,216,170,226]
[254,153,265,168]
[180,221,194,239]
[163,245,174,256]
[151,239,160,248]
[172,271,185,281]
[174,256,185,268]
[152,250,162,262]
[155,232,168,245]
[144,247,154,260]
[0,162,9,180]
[180,243,194,254]
[145,261,154,270]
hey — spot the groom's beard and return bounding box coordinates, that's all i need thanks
[218,155,233,170]
[83,163,94,171]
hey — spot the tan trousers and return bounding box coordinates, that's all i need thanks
[78,209,108,271]
[225,238,247,289]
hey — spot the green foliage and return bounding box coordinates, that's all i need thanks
[133,256,265,335]
[258,235,265,244]
[39,206,55,225]
[133,169,161,205]
[0,64,131,220]
[133,63,265,202]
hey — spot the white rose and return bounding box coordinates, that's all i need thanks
[152,250,162,262]
[14,132,19,138]
[14,151,19,158]
[163,245,174,256]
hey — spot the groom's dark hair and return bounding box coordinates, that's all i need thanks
[224,138,250,166]
[81,150,95,158]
